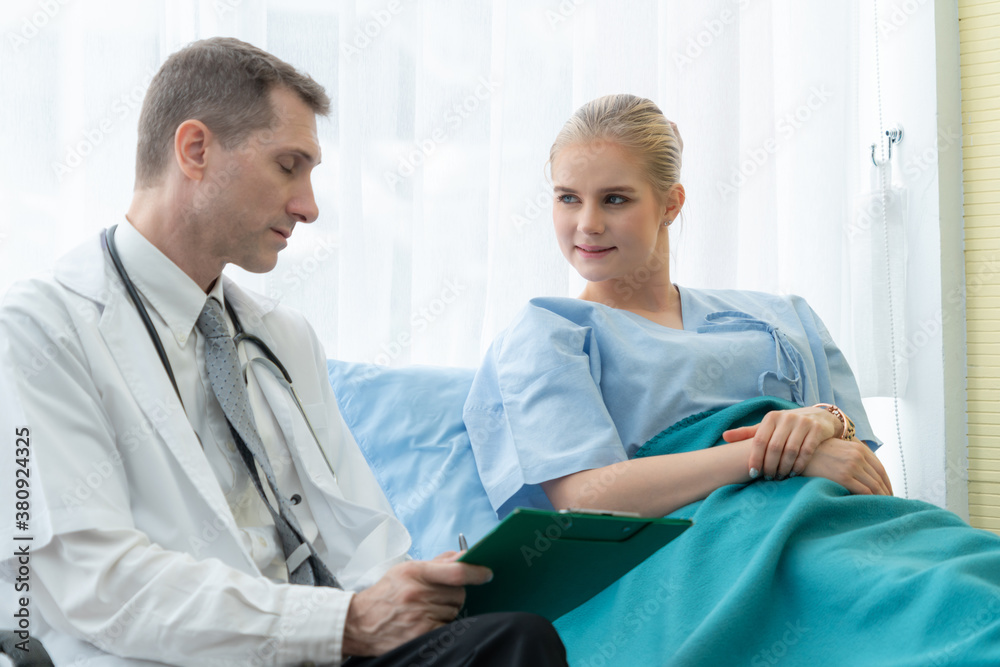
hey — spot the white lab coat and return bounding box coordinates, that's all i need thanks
[0,233,411,666]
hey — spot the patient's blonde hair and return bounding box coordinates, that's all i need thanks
[548,94,682,195]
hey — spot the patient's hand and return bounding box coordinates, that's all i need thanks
[342,554,492,657]
[801,438,893,496]
[722,407,843,480]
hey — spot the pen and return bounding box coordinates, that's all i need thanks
[458,532,468,551]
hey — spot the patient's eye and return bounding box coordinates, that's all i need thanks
[556,193,580,204]
[278,160,294,174]
[606,194,628,205]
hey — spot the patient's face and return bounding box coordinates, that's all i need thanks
[551,140,669,285]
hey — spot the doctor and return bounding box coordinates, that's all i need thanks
[0,37,566,667]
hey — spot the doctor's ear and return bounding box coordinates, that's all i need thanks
[174,120,215,182]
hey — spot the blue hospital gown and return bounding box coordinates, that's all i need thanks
[463,286,880,516]
[464,287,1000,666]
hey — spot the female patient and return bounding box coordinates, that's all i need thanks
[466,93,888,519]
[464,94,1000,665]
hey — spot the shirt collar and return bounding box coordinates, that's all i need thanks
[114,218,226,346]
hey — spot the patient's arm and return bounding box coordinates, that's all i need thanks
[542,438,891,517]
[542,440,756,517]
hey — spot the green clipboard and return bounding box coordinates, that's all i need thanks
[458,508,692,621]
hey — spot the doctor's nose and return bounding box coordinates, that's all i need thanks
[289,180,319,224]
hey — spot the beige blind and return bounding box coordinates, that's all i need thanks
[960,0,1000,535]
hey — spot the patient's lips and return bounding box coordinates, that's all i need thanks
[576,244,615,258]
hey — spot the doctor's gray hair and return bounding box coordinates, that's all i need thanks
[134,37,330,188]
[548,94,683,195]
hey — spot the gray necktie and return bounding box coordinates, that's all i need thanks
[197,298,340,588]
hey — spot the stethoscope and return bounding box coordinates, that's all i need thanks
[101,224,337,479]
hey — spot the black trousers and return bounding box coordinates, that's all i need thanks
[343,612,567,667]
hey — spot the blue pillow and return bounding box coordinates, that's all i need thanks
[327,361,500,560]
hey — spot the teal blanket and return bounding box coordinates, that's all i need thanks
[552,397,1000,666]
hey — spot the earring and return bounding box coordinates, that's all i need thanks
[663,219,672,227]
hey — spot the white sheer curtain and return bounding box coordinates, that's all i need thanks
[0,0,864,364]
[3,0,945,498]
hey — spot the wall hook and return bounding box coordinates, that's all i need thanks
[871,125,903,166]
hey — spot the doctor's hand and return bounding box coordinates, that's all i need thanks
[722,407,843,481]
[801,438,893,496]
[341,555,493,657]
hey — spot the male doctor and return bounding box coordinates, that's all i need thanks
[0,37,566,666]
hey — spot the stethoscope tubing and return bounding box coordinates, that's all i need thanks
[102,224,337,480]
[103,224,295,400]
[104,224,186,406]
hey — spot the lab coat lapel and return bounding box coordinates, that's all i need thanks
[246,358,411,588]
[222,284,333,492]
[223,282,364,500]
[99,295,239,519]
[54,234,254,568]
[225,283,411,586]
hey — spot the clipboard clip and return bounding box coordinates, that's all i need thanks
[562,507,641,518]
